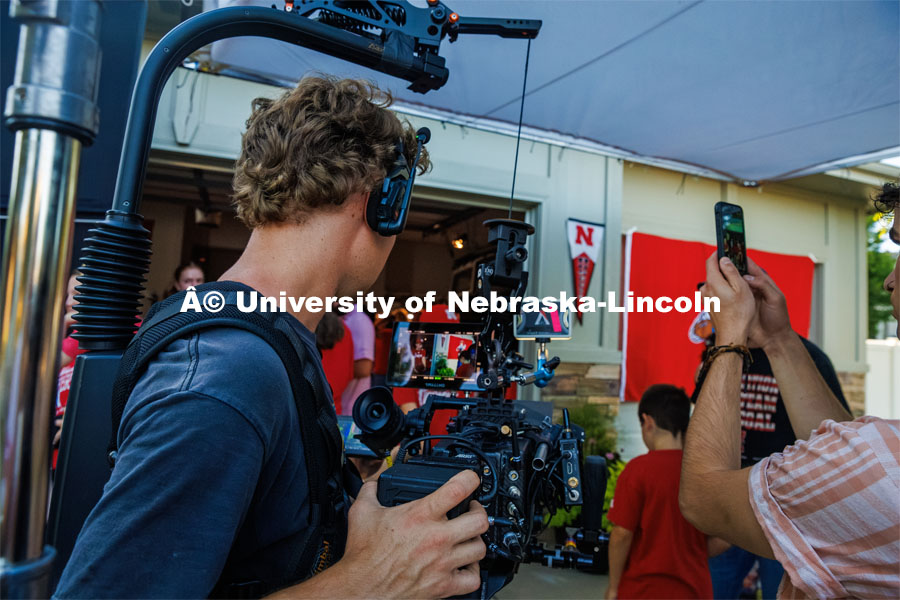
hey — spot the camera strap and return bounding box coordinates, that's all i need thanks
[108,282,348,596]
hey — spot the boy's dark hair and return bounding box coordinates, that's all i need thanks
[873,181,899,215]
[638,384,691,438]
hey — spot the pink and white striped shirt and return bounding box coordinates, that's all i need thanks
[749,416,900,599]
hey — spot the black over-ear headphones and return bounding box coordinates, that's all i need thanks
[366,127,431,236]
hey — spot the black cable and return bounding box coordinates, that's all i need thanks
[397,434,500,502]
[544,454,564,477]
[525,452,566,541]
[509,37,532,217]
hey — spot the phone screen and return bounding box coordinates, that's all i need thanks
[716,202,748,275]
[386,322,482,391]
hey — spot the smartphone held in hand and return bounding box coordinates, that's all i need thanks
[715,201,748,276]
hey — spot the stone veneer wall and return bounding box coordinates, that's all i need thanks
[541,361,622,448]
[540,362,621,414]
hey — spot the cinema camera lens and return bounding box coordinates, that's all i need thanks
[352,386,407,456]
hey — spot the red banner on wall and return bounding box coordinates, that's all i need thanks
[622,232,815,403]
[567,219,604,324]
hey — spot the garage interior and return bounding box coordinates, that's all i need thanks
[139,158,526,305]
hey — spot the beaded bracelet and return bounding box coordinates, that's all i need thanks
[693,344,753,400]
[705,344,753,370]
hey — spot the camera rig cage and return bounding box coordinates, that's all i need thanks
[352,220,610,598]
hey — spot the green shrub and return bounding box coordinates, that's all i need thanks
[566,403,618,457]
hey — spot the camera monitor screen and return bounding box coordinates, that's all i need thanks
[514,301,572,340]
[386,322,482,391]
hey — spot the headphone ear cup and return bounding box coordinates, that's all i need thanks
[366,188,381,232]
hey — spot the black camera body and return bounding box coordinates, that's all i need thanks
[355,389,588,597]
[353,219,607,598]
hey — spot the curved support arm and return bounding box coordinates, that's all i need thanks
[111,5,442,215]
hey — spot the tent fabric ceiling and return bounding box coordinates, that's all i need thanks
[202,0,899,184]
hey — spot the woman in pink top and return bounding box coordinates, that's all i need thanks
[341,307,375,416]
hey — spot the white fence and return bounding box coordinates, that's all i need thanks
[865,338,900,418]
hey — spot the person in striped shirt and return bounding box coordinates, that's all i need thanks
[680,182,899,599]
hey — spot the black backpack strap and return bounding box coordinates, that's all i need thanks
[110,283,348,596]
[268,316,347,584]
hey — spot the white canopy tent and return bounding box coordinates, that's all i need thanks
[203,0,899,184]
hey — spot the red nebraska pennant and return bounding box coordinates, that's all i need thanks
[566,219,604,324]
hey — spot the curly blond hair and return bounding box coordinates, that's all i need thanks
[232,76,431,228]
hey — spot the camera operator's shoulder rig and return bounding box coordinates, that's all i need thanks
[352,220,610,598]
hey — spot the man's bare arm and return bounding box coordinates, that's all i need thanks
[744,258,851,439]
[760,332,850,439]
[680,353,773,559]
[679,255,773,559]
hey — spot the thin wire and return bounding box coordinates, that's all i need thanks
[509,38,532,218]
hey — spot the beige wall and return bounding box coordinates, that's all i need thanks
[621,163,869,373]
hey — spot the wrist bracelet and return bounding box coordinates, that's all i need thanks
[693,344,753,400]
[705,344,753,370]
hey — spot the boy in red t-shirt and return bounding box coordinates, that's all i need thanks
[606,384,726,599]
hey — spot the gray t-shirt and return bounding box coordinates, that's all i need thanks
[55,307,328,598]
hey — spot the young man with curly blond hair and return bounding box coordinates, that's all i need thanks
[55,77,489,599]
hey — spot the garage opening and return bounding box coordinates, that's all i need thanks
[140,159,527,304]
[371,198,526,302]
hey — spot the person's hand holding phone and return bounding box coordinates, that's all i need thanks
[700,253,757,346]
[743,257,794,350]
